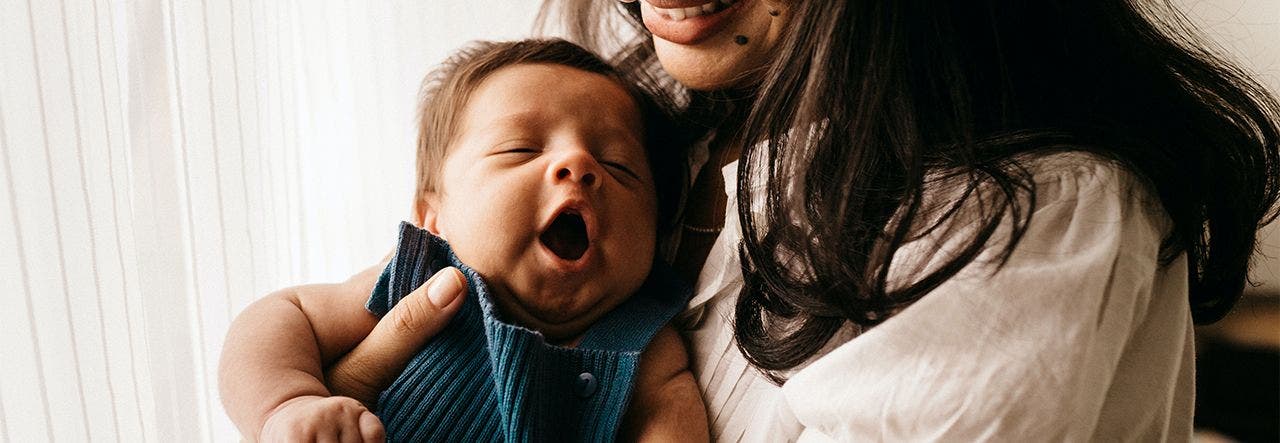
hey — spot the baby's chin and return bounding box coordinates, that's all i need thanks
[489,285,630,345]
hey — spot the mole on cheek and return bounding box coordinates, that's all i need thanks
[734,35,749,45]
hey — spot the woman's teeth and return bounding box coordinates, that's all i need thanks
[648,0,737,21]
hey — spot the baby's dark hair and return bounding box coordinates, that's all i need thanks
[414,38,685,236]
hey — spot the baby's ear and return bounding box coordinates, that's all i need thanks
[413,192,444,237]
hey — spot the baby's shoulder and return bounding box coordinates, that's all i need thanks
[639,326,689,377]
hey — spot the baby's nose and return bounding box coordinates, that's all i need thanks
[555,167,596,187]
[548,151,600,188]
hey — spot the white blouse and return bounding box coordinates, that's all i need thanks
[676,152,1194,442]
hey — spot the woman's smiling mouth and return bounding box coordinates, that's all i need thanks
[641,0,749,45]
[645,0,739,21]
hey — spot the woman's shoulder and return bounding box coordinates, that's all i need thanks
[1021,150,1171,238]
[890,149,1176,304]
[1019,151,1154,210]
[930,149,1169,239]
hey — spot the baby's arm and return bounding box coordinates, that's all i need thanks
[218,263,384,441]
[619,326,710,442]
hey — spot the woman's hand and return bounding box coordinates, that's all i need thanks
[324,267,468,407]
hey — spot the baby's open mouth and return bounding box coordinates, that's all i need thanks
[539,210,589,261]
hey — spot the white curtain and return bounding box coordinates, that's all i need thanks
[0,0,1275,442]
[0,1,542,441]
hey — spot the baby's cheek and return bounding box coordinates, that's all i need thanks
[615,224,656,291]
[437,214,503,273]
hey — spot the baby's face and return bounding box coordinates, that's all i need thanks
[424,63,658,342]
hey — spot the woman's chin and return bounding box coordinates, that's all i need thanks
[653,37,769,91]
[671,71,748,92]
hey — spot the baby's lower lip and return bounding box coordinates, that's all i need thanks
[537,240,594,273]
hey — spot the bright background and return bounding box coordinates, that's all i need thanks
[0,0,1275,441]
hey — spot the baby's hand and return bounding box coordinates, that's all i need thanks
[259,395,384,442]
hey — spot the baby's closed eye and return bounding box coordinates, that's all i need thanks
[602,160,641,181]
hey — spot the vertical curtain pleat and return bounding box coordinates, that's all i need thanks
[164,0,212,438]
[88,0,148,439]
[63,0,126,438]
[0,88,56,442]
[13,0,91,440]
[126,0,195,439]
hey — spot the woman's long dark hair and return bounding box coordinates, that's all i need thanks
[541,0,1280,381]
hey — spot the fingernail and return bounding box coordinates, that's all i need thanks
[427,269,463,307]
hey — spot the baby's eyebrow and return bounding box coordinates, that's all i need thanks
[486,111,547,130]
[598,124,644,150]
[463,111,546,143]
[477,110,643,152]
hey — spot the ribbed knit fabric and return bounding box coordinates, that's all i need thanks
[366,222,689,442]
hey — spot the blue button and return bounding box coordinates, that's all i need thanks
[576,372,597,398]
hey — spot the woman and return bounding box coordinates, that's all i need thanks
[323,0,1279,440]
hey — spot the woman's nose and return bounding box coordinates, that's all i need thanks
[547,150,599,189]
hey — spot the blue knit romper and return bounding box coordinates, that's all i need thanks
[366,222,689,442]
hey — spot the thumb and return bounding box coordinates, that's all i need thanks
[326,267,467,406]
[384,266,467,338]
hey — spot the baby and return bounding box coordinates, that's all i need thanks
[218,39,707,441]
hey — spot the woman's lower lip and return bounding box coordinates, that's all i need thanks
[641,0,748,45]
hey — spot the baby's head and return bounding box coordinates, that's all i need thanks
[412,39,680,342]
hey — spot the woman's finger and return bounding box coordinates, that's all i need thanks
[325,267,467,405]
